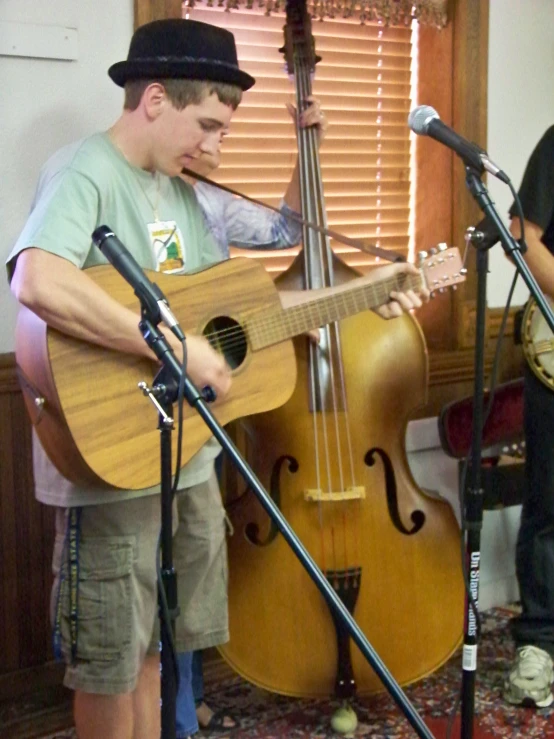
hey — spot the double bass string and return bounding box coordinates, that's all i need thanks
[305,44,362,576]
[295,43,330,570]
[294,41,361,575]
[296,59,330,568]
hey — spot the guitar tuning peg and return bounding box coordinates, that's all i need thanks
[428,248,437,256]
[460,267,468,275]
[418,251,428,264]
[437,242,448,252]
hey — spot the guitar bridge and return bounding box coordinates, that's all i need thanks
[304,486,366,502]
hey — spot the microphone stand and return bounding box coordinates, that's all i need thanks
[137,315,438,739]
[138,312,182,739]
[459,165,554,739]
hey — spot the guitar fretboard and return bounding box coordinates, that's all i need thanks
[246,272,424,350]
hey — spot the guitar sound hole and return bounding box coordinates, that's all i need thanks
[203,316,248,370]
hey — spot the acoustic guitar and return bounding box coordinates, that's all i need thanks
[16,248,464,490]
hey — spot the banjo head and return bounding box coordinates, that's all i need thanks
[522,297,554,389]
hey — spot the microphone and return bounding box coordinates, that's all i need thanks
[408,105,510,184]
[92,225,185,341]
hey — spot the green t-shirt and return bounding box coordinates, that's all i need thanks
[8,133,222,506]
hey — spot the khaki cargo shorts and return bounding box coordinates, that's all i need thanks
[170,471,229,652]
[51,473,228,695]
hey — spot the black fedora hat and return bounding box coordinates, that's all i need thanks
[108,18,255,91]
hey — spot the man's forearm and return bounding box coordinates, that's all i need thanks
[11,248,154,358]
[510,218,554,298]
[283,160,301,214]
[11,248,233,396]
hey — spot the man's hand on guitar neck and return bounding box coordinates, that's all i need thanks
[278,261,429,319]
[371,261,429,319]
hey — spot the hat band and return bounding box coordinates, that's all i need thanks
[127,55,242,72]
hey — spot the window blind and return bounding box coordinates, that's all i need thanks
[186,5,413,274]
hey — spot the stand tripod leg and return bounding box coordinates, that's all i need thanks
[460,223,488,739]
[160,418,179,739]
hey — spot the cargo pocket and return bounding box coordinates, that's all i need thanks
[60,536,134,662]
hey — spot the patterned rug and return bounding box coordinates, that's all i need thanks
[11,607,554,738]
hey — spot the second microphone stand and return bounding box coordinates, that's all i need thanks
[459,165,554,739]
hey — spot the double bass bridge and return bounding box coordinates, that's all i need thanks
[304,486,366,502]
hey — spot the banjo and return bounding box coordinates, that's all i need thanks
[522,296,554,390]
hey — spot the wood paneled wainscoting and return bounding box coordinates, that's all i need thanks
[0,353,63,701]
[0,315,524,701]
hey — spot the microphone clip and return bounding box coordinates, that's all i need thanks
[465,217,527,255]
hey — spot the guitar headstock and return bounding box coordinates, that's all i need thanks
[418,244,466,295]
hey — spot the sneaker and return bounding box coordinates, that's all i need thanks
[504,645,554,707]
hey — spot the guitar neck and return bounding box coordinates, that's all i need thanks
[247,271,424,350]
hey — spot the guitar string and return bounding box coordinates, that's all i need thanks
[195,271,427,353]
[199,299,422,355]
[199,271,426,341]
[176,253,458,355]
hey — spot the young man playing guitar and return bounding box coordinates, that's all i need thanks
[7,18,425,739]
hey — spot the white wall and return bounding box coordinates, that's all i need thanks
[487,0,554,308]
[0,0,133,352]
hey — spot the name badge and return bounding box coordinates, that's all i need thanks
[147,220,186,274]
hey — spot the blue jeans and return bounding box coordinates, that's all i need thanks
[512,367,554,654]
[176,650,205,736]
[176,651,198,738]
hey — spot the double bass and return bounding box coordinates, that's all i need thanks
[220,1,464,702]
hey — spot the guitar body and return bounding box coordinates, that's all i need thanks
[15,257,297,490]
[16,248,463,490]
